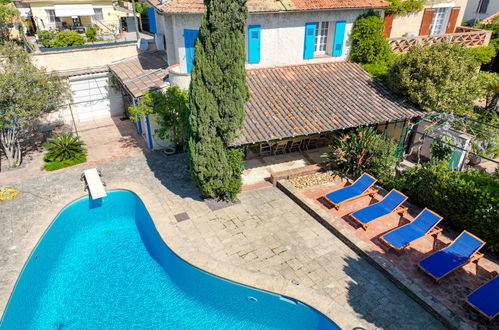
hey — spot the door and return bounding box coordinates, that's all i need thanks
[69,73,124,121]
[126,16,136,33]
[430,8,450,35]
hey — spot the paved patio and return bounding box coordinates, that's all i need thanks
[0,152,445,329]
[0,116,148,185]
[300,180,499,329]
[242,147,329,186]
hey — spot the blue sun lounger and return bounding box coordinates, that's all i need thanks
[418,231,485,283]
[380,208,443,252]
[466,276,499,322]
[349,189,408,230]
[323,173,377,210]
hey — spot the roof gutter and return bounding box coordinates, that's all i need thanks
[153,6,390,15]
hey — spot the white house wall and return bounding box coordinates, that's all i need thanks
[159,9,372,73]
[463,0,499,23]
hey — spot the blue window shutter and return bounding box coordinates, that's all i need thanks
[184,29,199,74]
[248,25,261,63]
[148,8,156,33]
[303,22,316,59]
[332,21,346,57]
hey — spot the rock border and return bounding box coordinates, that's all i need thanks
[277,179,473,330]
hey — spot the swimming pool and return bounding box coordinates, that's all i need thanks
[1,190,339,329]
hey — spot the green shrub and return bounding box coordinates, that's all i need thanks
[467,45,497,65]
[386,0,424,14]
[395,164,499,251]
[350,12,393,64]
[362,62,389,79]
[85,27,97,42]
[387,43,481,115]
[44,132,86,162]
[52,31,85,47]
[322,127,399,182]
[43,156,86,171]
[37,30,55,48]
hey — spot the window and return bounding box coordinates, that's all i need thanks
[93,8,104,21]
[46,9,56,23]
[477,0,489,14]
[430,8,449,35]
[314,21,329,55]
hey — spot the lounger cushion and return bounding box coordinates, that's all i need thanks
[351,190,406,225]
[419,232,484,280]
[419,250,470,279]
[467,277,499,319]
[325,174,375,205]
[382,209,440,249]
[325,185,364,205]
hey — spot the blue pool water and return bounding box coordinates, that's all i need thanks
[1,190,339,329]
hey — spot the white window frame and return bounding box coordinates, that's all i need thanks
[93,8,104,22]
[46,9,56,23]
[314,21,329,55]
[430,7,452,35]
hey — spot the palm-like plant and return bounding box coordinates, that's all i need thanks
[323,127,399,179]
[44,132,86,162]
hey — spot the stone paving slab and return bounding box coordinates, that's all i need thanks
[0,152,445,329]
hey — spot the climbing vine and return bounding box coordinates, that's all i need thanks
[386,0,424,14]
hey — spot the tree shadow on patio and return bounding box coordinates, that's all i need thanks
[143,151,203,201]
[340,254,448,329]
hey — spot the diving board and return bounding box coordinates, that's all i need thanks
[83,168,107,200]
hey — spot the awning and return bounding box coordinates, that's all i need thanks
[54,4,95,17]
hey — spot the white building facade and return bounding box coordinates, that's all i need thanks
[463,0,498,24]
[149,1,388,88]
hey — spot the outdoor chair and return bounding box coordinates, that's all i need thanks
[466,276,499,323]
[259,143,272,156]
[349,189,408,230]
[418,231,486,283]
[288,138,303,153]
[273,141,288,155]
[380,208,443,253]
[306,136,320,150]
[323,173,377,210]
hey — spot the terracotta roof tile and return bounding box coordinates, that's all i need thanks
[109,51,168,98]
[156,0,389,13]
[232,62,422,146]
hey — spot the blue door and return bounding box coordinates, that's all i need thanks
[248,25,261,63]
[303,22,317,59]
[332,21,346,57]
[184,29,199,74]
[148,8,156,33]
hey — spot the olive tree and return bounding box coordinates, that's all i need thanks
[0,44,68,169]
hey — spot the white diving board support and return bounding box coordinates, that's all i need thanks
[83,168,107,200]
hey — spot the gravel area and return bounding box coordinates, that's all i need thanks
[288,170,341,189]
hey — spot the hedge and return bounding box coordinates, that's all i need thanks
[392,164,499,251]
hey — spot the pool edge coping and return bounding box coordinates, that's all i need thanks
[1,181,369,330]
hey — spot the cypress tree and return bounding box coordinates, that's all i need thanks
[187,0,248,200]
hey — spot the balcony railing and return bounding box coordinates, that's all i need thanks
[388,27,492,52]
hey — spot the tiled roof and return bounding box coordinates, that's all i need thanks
[232,62,422,146]
[109,51,168,98]
[153,0,389,14]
